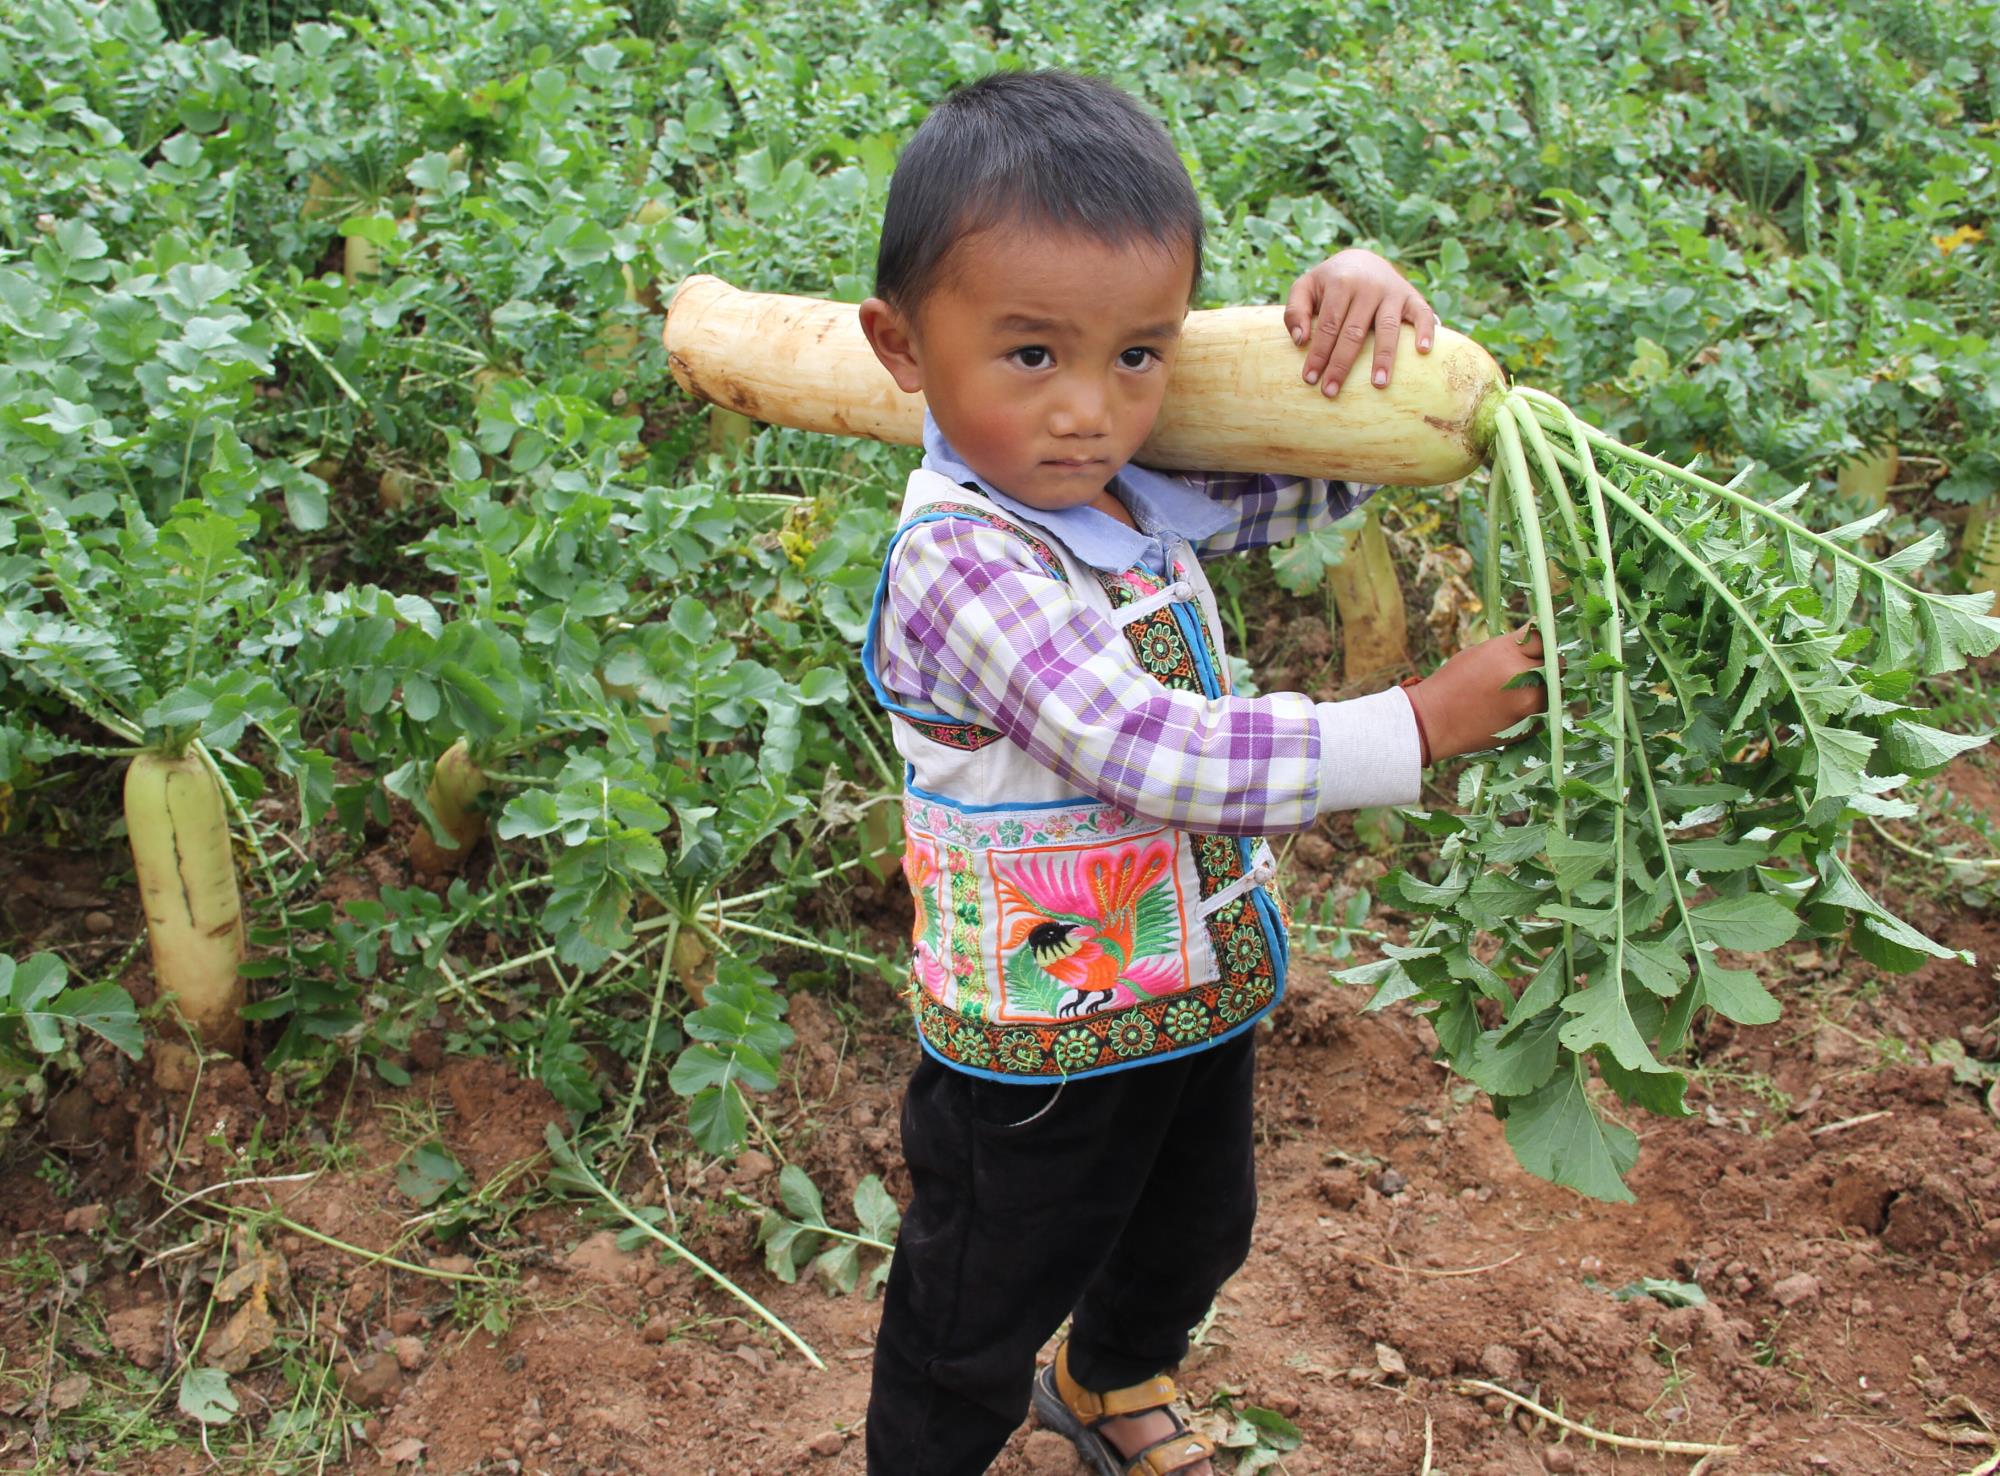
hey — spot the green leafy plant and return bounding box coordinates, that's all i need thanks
[1194,1388,1304,1475]
[1,952,143,1144]
[1339,385,2000,1200]
[1610,1277,1708,1309]
[3,0,1996,1216]
[741,1163,900,1297]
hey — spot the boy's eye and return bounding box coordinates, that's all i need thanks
[1010,346,1051,369]
[1119,347,1160,370]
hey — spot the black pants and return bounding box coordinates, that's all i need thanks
[866,1031,1259,1475]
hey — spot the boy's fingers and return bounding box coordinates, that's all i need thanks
[1370,299,1405,387]
[1305,286,1356,389]
[1412,293,1439,352]
[1282,276,1318,348]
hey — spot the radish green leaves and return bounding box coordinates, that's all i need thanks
[1342,389,1999,1202]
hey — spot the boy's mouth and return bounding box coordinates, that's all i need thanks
[1043,458,1106,471]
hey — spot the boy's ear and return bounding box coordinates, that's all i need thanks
[858,297,924,395]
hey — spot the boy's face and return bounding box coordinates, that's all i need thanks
[859,227,1194,516]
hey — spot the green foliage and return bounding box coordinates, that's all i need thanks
[669,961,794,1154]
[1,952,143,1146]
[177,1365,240,1426]
[1610,1276,1708,1309]
[1,0,1994,1209]
[1269,509,1361,596]
[1342,392,2000,1200]
[1199,1389,1303,1474]
[394,1139,469,1206]
[746,1163,900,1297]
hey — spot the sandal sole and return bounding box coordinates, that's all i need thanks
[1030,1365,1127,1476]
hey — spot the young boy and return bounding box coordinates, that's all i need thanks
[855,71,1544,1476]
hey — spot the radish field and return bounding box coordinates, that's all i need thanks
[3,2,2000,1473]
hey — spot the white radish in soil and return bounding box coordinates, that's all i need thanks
[125,751,245,1061]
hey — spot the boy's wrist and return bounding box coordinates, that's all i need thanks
[1397,675,1432,767]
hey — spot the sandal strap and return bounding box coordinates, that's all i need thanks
[1125,1428,1215,1476]
[1053,1342,1179,1422]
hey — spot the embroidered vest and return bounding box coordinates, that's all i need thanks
[862,469,1289,1082]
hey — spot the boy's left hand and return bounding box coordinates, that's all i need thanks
[1283,248,1438,397]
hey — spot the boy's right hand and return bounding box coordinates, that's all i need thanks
[1405,628,1549,764]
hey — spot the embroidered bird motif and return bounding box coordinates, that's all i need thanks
[998,842,1181,1019]
[1025,918,1127,1016]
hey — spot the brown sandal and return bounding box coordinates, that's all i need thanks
[1029,1341,1215,1476]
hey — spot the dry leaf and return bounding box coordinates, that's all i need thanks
[48,1373,90,1412]
[382,1437,427,1464]
[204,1291,277,1374]
[214,1259,259,1303]
[214,1249,290,1305]
[1923,1393,1999,1449]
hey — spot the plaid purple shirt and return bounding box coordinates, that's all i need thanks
[875,469,1424,836]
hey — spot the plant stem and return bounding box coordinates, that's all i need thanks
[1454,1379,1736,1457]
[270,307,368,409]
[1292,922,1390,943]
[1481,464,1506,637]
[1558,401,1633,1025]
[250,1211,498,1283]
[1492,406,1568,843]
[710,915,888,970]
[1536,399,1940,603]
[457,941,559,986]
[724,1194,894,1255]
[719,853,879,911]
[432,954,501,1027]
[1864,816,2000,870]
[620,912,681,1139]
[1508,398,1589,563]
[555,1137,826,1369]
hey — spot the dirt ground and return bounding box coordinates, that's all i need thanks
[4,815,1999,1476]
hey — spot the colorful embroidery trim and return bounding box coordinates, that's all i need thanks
[915,970,1276,1079]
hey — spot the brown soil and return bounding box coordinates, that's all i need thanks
[5,815,1999,1474]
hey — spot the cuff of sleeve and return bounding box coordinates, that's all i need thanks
[1314,686,1424,814]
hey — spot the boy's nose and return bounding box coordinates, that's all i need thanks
[1049,380,1110,438]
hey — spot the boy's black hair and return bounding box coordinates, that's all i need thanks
[874,70,1203,317]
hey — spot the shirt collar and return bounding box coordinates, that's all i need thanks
[920,412,1231,573]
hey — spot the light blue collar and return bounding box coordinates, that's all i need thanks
[919,412,1231,574]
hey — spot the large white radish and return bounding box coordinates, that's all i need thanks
[125,752,245,1063]
[664,274,1503,485]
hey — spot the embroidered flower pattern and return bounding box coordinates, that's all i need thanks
[1138,628,1180,672]
[948,1023,993,1069]
[1108,1013,1157,1058]
[1224,924,1265,973]
[1162,998,1211,1043]
[1051,1026,1099,1074]
[997,1033,1046,1074]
